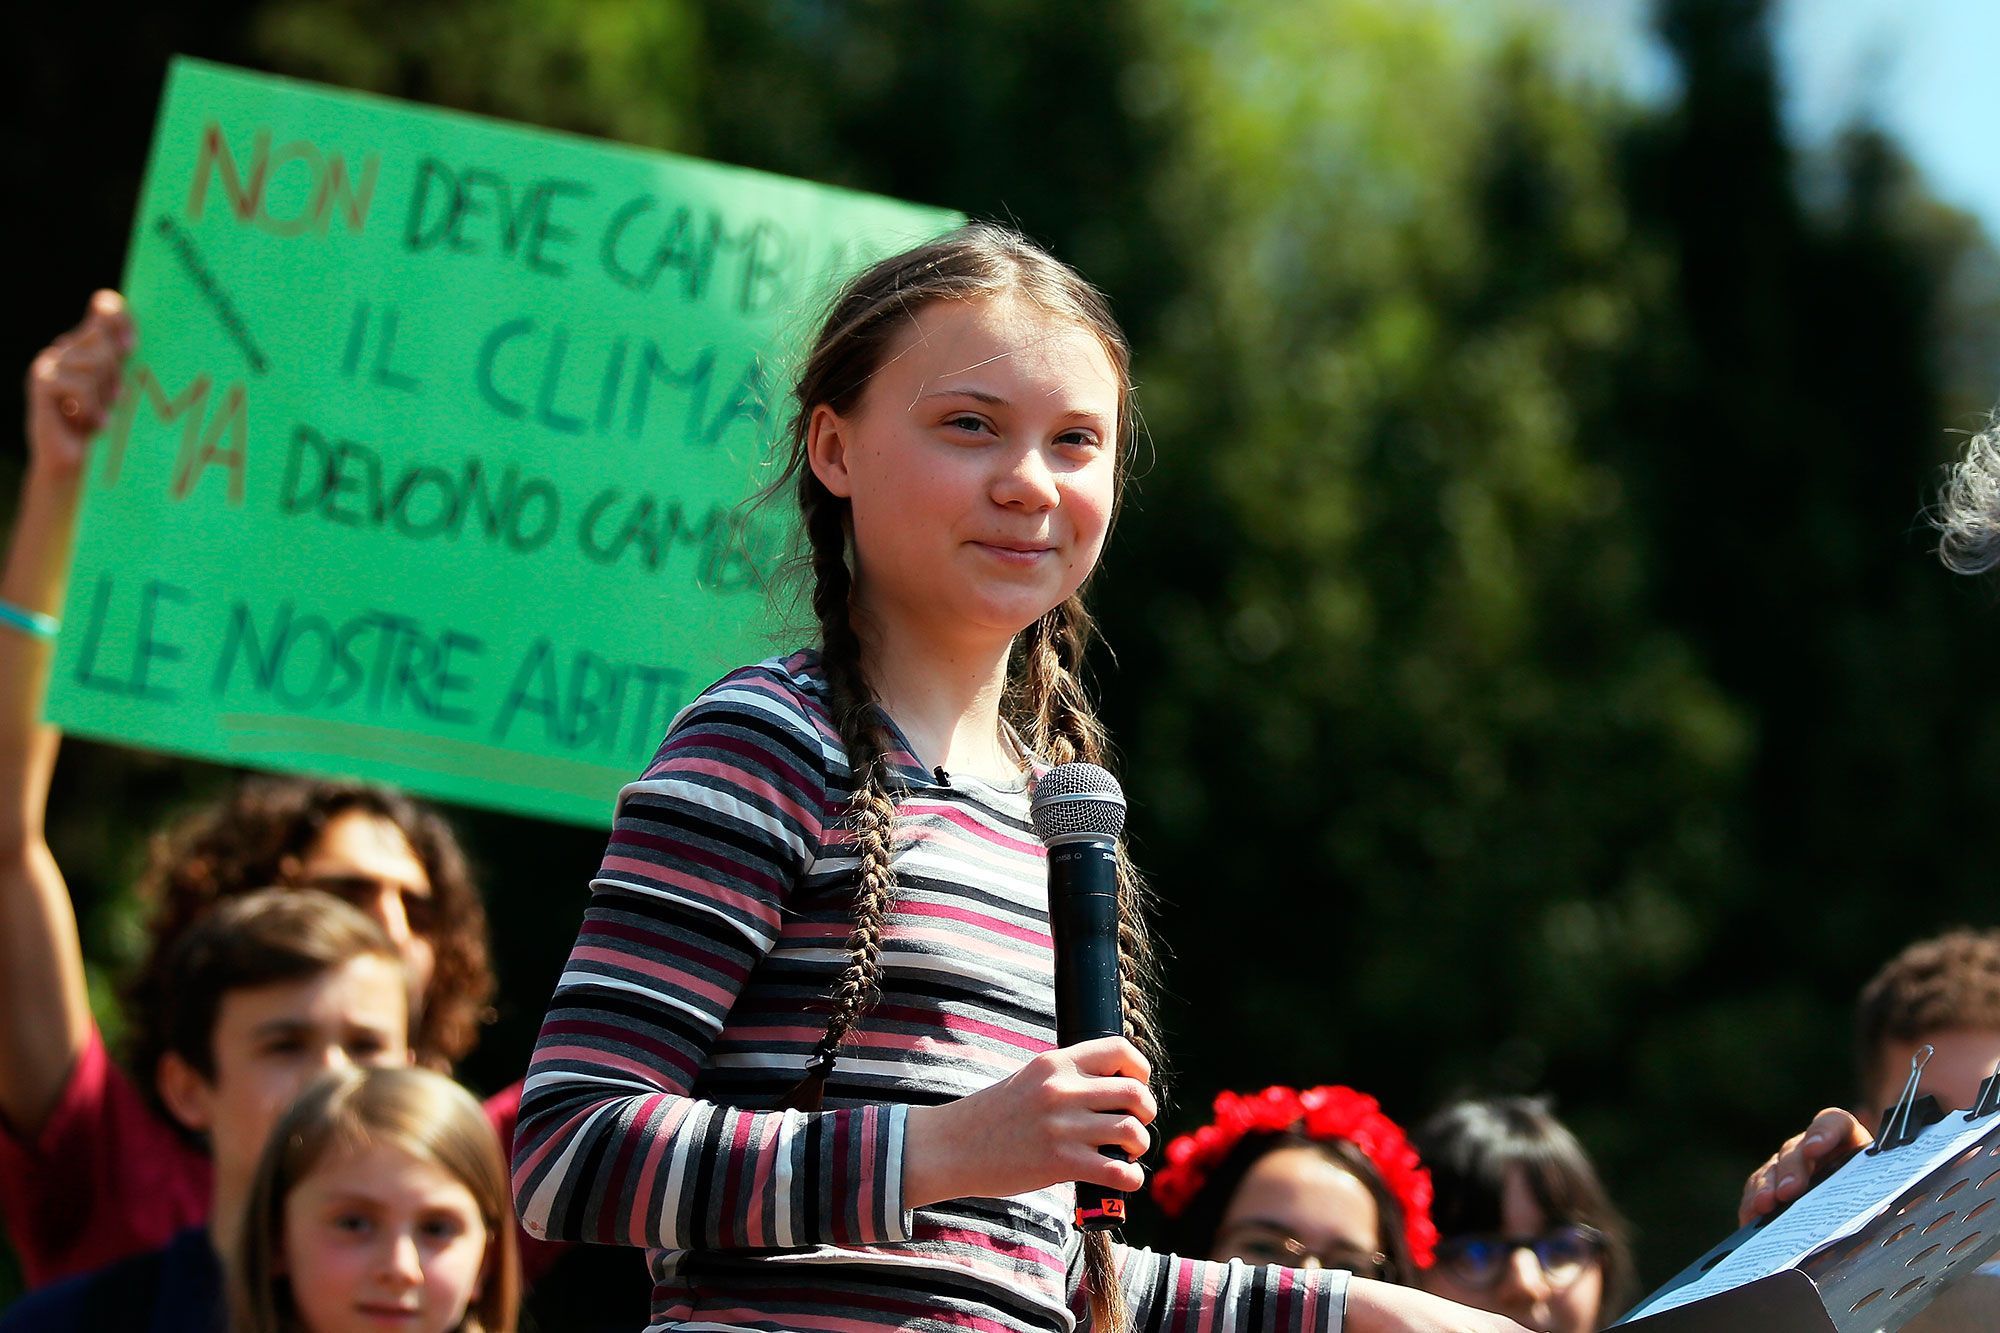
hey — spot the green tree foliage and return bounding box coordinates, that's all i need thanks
[252,0,702,150]
[1600,0,2000,1267]
[1098,0,1751,1261]
[10,0,2000,1309]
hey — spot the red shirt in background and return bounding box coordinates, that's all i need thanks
[0,1024,557,1289]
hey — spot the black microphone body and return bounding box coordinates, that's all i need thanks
[1032,763,1131,1232]
[1049,841,1123,1047]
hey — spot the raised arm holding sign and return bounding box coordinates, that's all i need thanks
[0,291,135,1151]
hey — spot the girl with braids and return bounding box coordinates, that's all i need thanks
[513,224,1528,1333]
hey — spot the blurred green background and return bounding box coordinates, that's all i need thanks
[9,0,2000,1311]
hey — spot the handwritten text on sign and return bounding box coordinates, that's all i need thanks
[49,59,960,824]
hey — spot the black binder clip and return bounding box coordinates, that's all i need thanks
[1871,1043,1946,1153]
[1969,1059,2000,1119]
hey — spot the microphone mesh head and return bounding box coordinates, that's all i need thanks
[1031,763,1127,842]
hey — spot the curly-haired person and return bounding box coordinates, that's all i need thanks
[1742,930,2000,1333]
[0,294,526,1294]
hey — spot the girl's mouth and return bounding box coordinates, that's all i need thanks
[973,540,1054,564]
[355,1303,421,1323]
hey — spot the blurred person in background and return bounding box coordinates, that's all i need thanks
[1416,1098,1635,1333]
[231,1066,520,1333]
[1740,930,2000,1170]
[1748,392,2000,1316]
[1740,929,2000,1332]
[0,889,409,1332]
[1,294,640,1324]
[1853,929,2000,1121]
[1151,1083,1437,1288]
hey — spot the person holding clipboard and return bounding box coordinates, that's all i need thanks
[1730,445,2000,1329]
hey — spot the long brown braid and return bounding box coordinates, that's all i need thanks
[765,224,1158,1329]
[777,488,903,1110]
[1014,599,1166,1332]
[1011,597,1165,1075]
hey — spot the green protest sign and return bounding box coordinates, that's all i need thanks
[48,58,960,824]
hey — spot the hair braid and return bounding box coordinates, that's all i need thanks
[757,223,1149,1325]
[1016,600,1166,1077]
[779,495,905,1113]
[1018,600,1166,1333]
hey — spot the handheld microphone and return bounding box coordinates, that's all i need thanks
[1030,762,1131,1232]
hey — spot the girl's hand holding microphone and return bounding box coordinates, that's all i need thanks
[901,1037,1534,1332]
[902,1036,1153,1208]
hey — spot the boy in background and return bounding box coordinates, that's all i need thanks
[0,889,410,1330]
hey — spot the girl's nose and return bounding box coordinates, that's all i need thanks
[992,443,1060,509]
[382,1231,423,1287]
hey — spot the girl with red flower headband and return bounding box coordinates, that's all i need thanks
[1153,1085,1439,1288]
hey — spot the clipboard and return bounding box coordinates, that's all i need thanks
[1617,1048,2000,1333]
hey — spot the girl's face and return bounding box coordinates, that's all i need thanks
[1422,1168,1604,1333]
[283,1141,489,1333]
[809,292,1121,655]
[1211,1146,1387,1277]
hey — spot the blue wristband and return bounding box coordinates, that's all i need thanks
[0,601,59,640]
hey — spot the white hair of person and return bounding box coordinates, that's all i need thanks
[1936,419,2000,575]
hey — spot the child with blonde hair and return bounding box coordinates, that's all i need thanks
[234,1066,519,1333]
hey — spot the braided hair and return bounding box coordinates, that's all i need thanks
[767,223,1160,1329]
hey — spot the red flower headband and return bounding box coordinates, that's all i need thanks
[1151,1084,1438,1269]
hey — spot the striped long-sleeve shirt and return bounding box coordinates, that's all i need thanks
[514,652,1350,1332]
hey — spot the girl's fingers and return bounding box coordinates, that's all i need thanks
[1066,1036,1151,1084]
[1107,1115,1150,1159]
[1080,1076,1155,1122]
[1768,1133,1808,1203]
[1070,1149,1145,1193]
[1057,1110,1149,1162]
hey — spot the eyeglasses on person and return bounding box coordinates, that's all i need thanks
[1214,1223,1390,1279]
[1431,1223,1605,1290]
